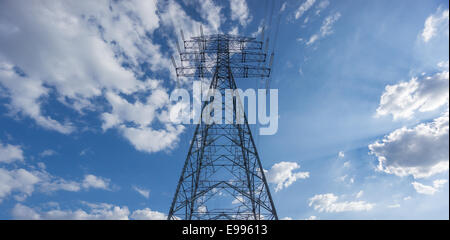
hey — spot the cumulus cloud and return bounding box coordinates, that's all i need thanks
[0,165,112,202]
[0,168,39,202]
[376,70,449,120]
[39,177,82,193]
[369,111,449,178]
[12,202,130,220]
[411,179,448,195]
[12,202,166,220]
[295,0,316,19]
[120,124,185,154]
[309,193,374,213]
[306,12,341,45]
[82,174,110,190]
[0,0,186,153]
[131,208,167,220]
[0,142,24,163]
[265,161,309,192]
[0,61,74,134]
[422,8,449,42]
[230,0,252,26]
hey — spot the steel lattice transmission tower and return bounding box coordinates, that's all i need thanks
[168,30,278,220]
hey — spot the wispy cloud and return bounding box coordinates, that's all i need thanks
[306,12,341,45]
[39,149,56,158]
[133,186,150,199]
[295,0,316,19]
[422,8,449,42]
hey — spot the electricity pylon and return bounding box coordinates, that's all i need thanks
[168,30,278,220]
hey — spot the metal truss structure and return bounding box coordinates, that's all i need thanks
[168,32,278,220]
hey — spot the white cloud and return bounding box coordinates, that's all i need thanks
[0,168,39,202]
[82,174,110,190]
[438,60,449,69]
[131,208,167,220]
[0,1,185,153]
[338,151,345,158]
[265,161,309,192]
[39,177,82,193]
[369,111,449,178]
[232,196,244,205]
[197,0,223,32]
[337,174,354,184]
[320,12,341,35]
[387,204,401,208]
[356,190,364,199]
[229,26,239,35]
[101,89,168,131]
[79,148,90,156]
[422,8,449,42]
[120,124,185,154]
[230,0,252,26]
[12,202,130,220]
[0,164,112,202]
[0,61,74,134]
[133,186,150,199]
[0,142,24,163]
[309,193,374,213]
[160,0,198,38]
[306,34,319,45]
[11,204,41,220]
[412,179,448,195]
[295,0,316,19]
[305,215,317,220]
[306,12,341,45]
[376,70,449,120]
[12,202,167,220]
[280,2,287,13]
[304,16,310,24]
[315,0,330,15]
[39,149,56,158]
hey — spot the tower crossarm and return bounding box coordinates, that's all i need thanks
[175,65,270,78]
[180,51,267,63]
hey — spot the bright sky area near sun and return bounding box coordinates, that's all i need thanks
[0,0,448,220]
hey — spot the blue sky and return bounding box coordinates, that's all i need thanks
[0,0,448,219]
